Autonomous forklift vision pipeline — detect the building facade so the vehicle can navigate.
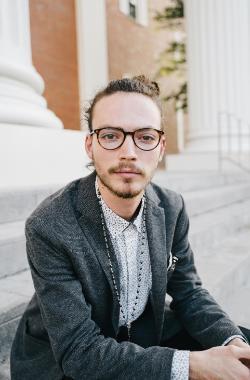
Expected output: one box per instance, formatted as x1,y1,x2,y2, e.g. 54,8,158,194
1,0,250,189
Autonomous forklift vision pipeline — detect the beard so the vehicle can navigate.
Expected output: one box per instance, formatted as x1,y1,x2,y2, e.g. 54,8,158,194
98,175,142,199
94,161,150,199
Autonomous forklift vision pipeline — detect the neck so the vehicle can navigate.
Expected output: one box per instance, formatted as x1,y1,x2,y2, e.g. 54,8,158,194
97,178,144,221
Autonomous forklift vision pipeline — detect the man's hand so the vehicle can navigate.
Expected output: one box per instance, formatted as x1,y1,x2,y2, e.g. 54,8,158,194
227,338,250,370
227,337,249,349
189,344,250,380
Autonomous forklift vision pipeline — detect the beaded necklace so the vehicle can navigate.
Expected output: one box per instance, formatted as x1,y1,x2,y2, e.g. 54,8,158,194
96,188,147,341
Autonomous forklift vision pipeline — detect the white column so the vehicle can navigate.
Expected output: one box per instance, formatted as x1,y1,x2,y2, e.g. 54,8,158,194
75,0,108,128
0,0,63,129
185,0,250,152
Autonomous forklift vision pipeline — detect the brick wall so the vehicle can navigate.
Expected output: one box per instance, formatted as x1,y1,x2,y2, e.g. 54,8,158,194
106,0,184,153
29,0,80,130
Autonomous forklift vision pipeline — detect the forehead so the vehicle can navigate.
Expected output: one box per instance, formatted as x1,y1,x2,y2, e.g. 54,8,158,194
92,92,161,130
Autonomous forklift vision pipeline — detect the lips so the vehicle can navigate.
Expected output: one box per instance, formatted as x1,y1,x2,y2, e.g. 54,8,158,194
113,168,142,176
114,169,140,174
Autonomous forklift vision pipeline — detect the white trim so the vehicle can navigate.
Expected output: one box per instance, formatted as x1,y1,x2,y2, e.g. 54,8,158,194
75,0,108,129
119,0,129,15
137,0,148,26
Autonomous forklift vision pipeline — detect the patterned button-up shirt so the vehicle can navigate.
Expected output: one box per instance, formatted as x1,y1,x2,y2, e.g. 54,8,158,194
95,178,189,379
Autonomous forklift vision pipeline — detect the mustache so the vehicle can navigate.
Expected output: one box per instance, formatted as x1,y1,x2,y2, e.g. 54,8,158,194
108,163,144,175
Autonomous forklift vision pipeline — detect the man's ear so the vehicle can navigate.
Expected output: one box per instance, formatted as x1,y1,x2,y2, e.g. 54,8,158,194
85,134,93,160
159,135,166,162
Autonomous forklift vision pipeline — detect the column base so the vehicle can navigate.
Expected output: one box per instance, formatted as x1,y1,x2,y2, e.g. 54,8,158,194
0,103,63,129
0,62,63,129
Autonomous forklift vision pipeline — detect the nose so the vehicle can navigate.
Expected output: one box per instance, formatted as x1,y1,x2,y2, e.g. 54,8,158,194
118,134,138,160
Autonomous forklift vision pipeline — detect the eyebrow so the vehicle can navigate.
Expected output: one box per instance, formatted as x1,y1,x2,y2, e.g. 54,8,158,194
96,125,157,130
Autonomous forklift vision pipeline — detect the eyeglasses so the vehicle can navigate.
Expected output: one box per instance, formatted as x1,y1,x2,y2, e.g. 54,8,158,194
90,127,164,151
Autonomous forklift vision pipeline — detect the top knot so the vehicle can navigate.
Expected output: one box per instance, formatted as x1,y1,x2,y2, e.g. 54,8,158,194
132,75,160,96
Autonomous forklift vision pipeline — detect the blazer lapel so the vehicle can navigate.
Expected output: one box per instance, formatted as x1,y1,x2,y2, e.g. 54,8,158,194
145,185,168,341
76,172,120,332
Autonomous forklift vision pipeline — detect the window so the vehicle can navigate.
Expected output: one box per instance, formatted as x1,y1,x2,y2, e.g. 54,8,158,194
129,0,137,19
118,0,148,26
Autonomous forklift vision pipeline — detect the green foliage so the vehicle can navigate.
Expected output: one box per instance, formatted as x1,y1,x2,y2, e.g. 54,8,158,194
158,42,186,75
164,83,187,110
155,0,187,111
155,0,184,28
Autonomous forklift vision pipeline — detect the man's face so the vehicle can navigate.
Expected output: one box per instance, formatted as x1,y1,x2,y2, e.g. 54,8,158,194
85,92,166,199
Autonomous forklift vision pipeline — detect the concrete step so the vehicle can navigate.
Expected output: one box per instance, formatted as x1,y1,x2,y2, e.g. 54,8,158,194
184,182,250,217
0,271,34,368
0,359,10,380
165,153,250,172
154,169,250,193
0,221,27,279
196,228,250,294
221,286,250,328
195,228,250,328
189,198,250,255
0,185,60,224
165,153,221,171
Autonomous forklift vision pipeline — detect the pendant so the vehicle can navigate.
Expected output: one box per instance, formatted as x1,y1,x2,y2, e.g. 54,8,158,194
117,324,131,342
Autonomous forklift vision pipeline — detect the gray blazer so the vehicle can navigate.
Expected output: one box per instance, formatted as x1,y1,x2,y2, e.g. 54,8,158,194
11,172,245,380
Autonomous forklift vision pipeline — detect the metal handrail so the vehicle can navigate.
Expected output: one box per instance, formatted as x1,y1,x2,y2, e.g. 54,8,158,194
218,111,250,173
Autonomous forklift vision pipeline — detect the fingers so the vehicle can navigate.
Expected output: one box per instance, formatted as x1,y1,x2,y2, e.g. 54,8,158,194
228,338,249,349
228,345,250,360
189,346,250,380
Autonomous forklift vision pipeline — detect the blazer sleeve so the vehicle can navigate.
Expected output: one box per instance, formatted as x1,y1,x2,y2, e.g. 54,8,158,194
166,195,248,348
25,221,175,380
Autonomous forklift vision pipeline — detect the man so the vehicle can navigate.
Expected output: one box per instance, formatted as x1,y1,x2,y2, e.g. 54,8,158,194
11,76,250,379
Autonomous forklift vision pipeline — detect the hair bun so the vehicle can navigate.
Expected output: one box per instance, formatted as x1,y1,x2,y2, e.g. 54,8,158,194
132,75,160,96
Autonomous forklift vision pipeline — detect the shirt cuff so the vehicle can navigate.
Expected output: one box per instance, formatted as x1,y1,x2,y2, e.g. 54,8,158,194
222,335,249,346
171,350,190,380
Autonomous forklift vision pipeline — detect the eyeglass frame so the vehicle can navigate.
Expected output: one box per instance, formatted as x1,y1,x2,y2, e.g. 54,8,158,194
89,127,164,151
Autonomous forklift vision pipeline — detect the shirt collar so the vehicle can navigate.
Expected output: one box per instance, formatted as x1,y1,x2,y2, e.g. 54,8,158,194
95,176,144,238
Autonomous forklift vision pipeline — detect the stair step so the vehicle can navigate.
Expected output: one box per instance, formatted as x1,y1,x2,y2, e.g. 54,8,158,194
154,170,250,192
220,286,250,328
195,227,250,326
0,271,33,322
0,221,25,243
189,198,250,255
0,271,34,365
196,228,250,290
0,359,10,380
0,222,27,279
184,182,250,216
164,153,250,172
0,185,60,224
